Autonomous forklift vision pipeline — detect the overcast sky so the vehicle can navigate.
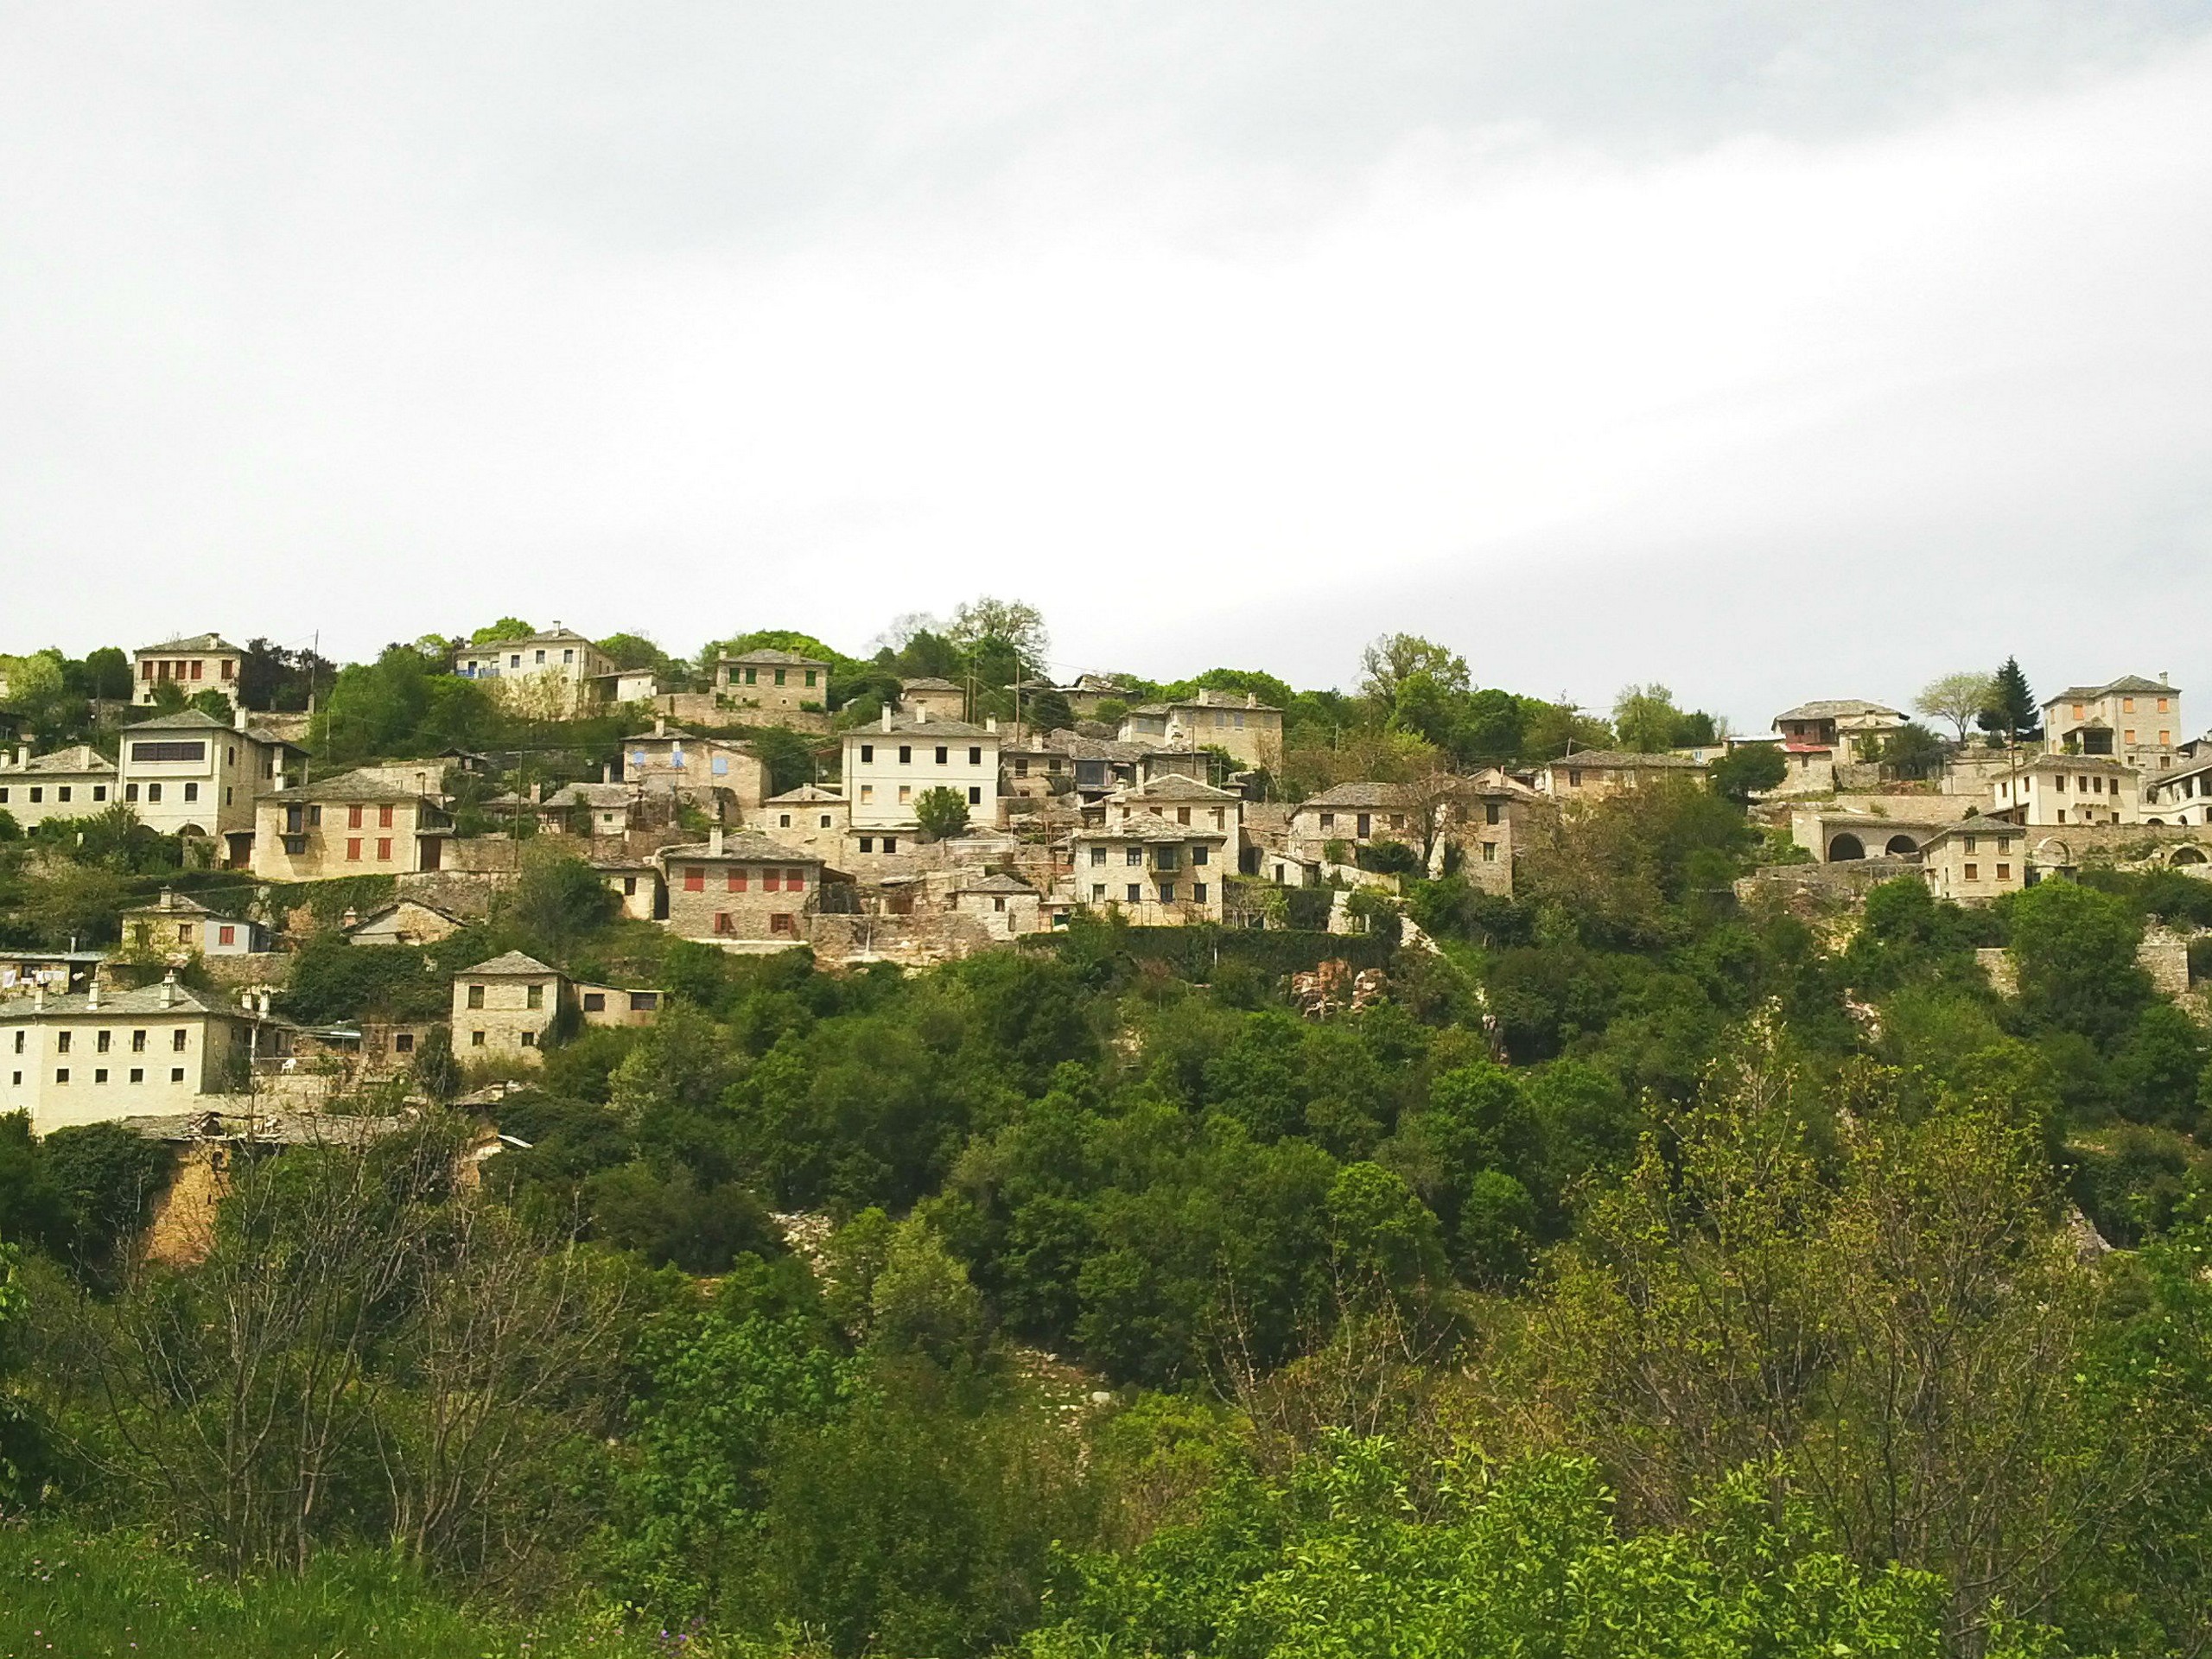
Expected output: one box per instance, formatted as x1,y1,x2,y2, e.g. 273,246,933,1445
4,2,2209,729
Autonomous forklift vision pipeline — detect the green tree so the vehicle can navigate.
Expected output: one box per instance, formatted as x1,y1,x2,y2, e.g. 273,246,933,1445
411,1023,462,1102
1359,632,1469,702
1916,670,1997,742
1979,656,2041,743
1878,720,1948,779
2005,878,2150,1046
498,849,620,965
913,785,970,842
1611,683,1686,753
1709,742,1787,802
944,596,1049,674
869,1218,985,1364
467,618,535,644
79,646,134,702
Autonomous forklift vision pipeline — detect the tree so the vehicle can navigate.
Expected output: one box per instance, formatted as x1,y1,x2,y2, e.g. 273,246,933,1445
1709,743,1787,803
499,849,620,965
1611,683,1685,753
1,651,74,735
79,647,133,702
1878,721,1948,779
1917,671,1997,742
944,597,1049,673
412,1023,462,1102
468,618,535,644
1978,657,2041,743
869,1218,985,1363
913,786,970,842
2005,878,2151,1046
1358,633,1468,702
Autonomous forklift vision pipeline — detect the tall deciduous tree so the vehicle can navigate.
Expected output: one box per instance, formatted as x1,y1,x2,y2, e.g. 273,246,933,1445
1916,671,1997,741
1358,633,1469,702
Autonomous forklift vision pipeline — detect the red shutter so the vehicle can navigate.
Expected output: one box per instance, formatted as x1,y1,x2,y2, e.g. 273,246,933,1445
762,869,780,892
378,804,394,828
348,804,364,830
346,838,362,861
683,867,704,892
376,838,391,861
786,868,805,891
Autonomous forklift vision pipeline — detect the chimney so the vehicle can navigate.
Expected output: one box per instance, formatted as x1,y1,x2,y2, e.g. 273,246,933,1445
10,746,23,768
880,706,893,732
234,703,249,732
709,824,725,856
531,781,543,804
159,971,179,1009
257,990,270,1017
341,906,359,929
32,985,43,1013
159,887,175,911
654,715,667,737
86,981,99,1013
601,761,612,784
1247,693,1258,709
985,716,997,734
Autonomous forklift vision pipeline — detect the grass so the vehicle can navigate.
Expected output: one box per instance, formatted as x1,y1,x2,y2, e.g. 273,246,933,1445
0,1525,732,1659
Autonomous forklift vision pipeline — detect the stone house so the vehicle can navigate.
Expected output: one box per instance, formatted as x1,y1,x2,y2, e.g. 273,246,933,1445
133,633,245,707
2043,675,2182,772
1,974,258,1132
0,950,102,1000
1532,749,1707,799
453,626,615,717
897,677,967,721
1990,755,2140,827
949,872,1045,939
1288,783,1421,865
659,828,829,946
1065,816,1229,925
539,781,641,838
760,785,849,856
1001,730,1160,803
118,709,306,861
594,861,663,920
453,951,566,1065
1063,675,1134,718
595,668,662,703
575,982,664,1028
1119,690,1283,773
1103,772,1244,849
122,889,270,957
0,744,118,829
1771,699,1908,779
842,710,1001,832
344,899,466,945
251,770,454,879
622,718,769,809
717,649,831,718
1789,807,1952,862
2144,757,2212,826
1917,821,2025,905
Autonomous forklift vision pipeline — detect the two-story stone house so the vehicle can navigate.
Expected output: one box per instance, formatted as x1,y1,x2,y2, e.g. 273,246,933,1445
133,633,245,707
118,709,305,861
1990,754,2140,826
122,888,270,958
842,710,1001,832
659,827,827,945
453,626,615,716
453,952,567,1065
1,973,257,1132
2043,675,2183,772
251,770,454,879
760,785,849,856
1532,750,1707,800
622,718,769,808
1916,821,2025,904
1066,816,1229,925
0,745,118,829
1119,690,1284,774
718,649,831,717
896,677,967,721
1288,783,1421,865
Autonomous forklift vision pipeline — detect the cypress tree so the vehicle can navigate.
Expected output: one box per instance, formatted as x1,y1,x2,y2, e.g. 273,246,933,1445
1977,656,2041,741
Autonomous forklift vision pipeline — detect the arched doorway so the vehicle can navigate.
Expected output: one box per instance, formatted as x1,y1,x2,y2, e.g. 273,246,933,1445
2171,845,2208,867
1884,834,1918,855
1828,833,1866,861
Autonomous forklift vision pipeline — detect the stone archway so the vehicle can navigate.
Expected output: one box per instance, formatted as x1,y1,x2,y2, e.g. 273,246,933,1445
2171,844,2208,867
2034,837,2073,868
1884,834,1918,855
1827,832,1866,861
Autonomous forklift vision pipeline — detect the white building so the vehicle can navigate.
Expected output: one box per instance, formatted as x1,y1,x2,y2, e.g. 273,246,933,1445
452,626,615,716
0,745,118,829
0,974,258,1134
132,633,245,708
1991,755,2140,827
2144,757,2212,826
841,710,1001,832
118,709,305,861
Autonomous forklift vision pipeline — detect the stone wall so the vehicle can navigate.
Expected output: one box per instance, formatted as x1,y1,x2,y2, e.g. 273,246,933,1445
397,869,513,920
439,836,524,875
805,909,1000,967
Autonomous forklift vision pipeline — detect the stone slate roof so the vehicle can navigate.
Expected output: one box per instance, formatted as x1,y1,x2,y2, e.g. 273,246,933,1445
1116,773,1242,802
898,676,963,691
857,716,995,739
723,647,830,667
1298,781,1414,810
137,632,243,655
541,783,637,809
1548,750,1708,770
1080,817,1230,842
2046,675,2178,703
2,744,114,776
457,951,561,979
0,979,234,1020
952,872,1037,893
461,626,601,652
267,768,440,804
2015,753,2135,773
1773,699,1905,723
125,709,302,749
659,833,824,864
766,785,847,804
122,890,229,918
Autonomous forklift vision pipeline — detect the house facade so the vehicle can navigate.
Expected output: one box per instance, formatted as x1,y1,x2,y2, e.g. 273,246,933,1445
453,952,565,1065
1066,817,1228,925
133,634,245,707
950,873,1045,939
1288,783,1420,865
1771,700,1907,771
345,899,465,945
251,771,453,879
118,709,304,858
2043,675,2183,772
0,745,118,829
623,719,769,807
1119,690,1283,773
717,649,830,717
1532,750,1708,799
760,785,849,857
841,711,1001,831
896,677,967,721
1917,823,2025,904
1,976,257,1133
1990,755,2140,826
453,627,615,716
659,828,827,945
2144,758,2212,825
122,889,270,957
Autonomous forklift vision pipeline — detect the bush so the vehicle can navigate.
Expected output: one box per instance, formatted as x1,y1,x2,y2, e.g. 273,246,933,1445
914,786,971,842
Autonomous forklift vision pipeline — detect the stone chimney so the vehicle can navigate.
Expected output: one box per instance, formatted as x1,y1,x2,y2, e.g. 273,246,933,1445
985,716,997,734
531,781,543,804
10,746,23,769
86,981,99,1013
159,970,179,1009
880,706,893,732
234,703,250,732
709,824,725,856
32,985,43,1013
341,906,359,929
158,887,175,910
654,715,668,737
601,761,613,784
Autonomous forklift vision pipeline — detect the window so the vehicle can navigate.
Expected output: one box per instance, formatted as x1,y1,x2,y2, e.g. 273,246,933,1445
378,804,394,829
1965,863,1980,881
786,868,805,891
346,837,361,861
935,745,949,765
860,785,874,803
582,992,606,1012
525,983,543,1009
684,866,705,893
1090,846,1106,866
55,1032,70,1054
1962,836,1977,853
182,782,198,803
563,648,574,664
763,868,780,892
1177,807,1191,824
2162,730,2172,745
969,746,982,766
1192,845,1209,865
1092,883,1106,900
1157,882,1176,903
124,783,138,802
630,993,658,1012
2124,696,2137,713
1319,811,1335,830
993,895,1007,912
713,754,728,775
467,984,486,1009
805,670,817,687
55,1069,67,1084
1357,813,1372,836
897,785,912,804
1126,883,1141,903
1482,842,1498,861
1192,881,1207,903
882,836,897,853
1126,846,1142,866
819,814,832,829
623,875,639,895
472,1030,486,1046
899,745,912,764
859,836,874,853
172,1029,187,1052
394,1033,415,1053
129,741,206,763
968,786,982,804
1997,863,2012,880
93,785,106,803
2125,730,2137,746
713,912,734,935
94,1067,108,1084
97,1030,111,1053
131,1030,145,1052
56,786,69,804
1568,770,1583,787
860,744,874,764
376,838,391,861
129,1068,142,1084
1155,848,1179,869
745,666,759,684
519,1031,536,1047
146,784,162,804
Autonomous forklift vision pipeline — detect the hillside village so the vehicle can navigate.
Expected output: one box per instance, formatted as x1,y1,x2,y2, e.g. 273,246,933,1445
1,619,2207,1137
